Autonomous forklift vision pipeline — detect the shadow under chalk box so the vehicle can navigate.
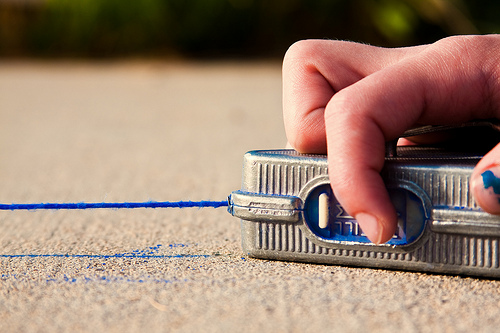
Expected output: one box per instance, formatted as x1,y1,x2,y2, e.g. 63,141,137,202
228,120,500,278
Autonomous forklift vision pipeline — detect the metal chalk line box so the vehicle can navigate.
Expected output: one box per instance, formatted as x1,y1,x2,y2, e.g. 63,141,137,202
229,144,500,278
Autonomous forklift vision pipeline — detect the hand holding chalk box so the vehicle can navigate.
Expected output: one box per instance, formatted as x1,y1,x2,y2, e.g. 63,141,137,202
228,121,500,278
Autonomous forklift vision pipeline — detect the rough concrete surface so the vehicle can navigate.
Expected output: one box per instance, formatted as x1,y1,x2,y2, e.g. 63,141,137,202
0,61,499,333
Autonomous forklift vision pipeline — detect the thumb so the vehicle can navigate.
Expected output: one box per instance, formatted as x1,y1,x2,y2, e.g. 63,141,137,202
472,143,500,214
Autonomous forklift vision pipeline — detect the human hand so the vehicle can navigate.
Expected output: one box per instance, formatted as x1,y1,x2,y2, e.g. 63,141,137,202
282,35,500,244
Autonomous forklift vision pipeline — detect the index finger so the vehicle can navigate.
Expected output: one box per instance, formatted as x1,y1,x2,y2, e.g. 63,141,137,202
326,35,500,243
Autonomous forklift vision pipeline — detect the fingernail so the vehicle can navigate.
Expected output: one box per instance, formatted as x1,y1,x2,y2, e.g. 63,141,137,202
355,212,384,245
472,168,500,214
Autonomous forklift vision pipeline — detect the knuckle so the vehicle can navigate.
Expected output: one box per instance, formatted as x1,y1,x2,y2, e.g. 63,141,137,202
433,35,500,62
283,39,340,71
324,89,357,125
284,40,323,62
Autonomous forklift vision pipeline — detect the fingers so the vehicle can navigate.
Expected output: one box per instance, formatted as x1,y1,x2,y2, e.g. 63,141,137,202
283,36,500,244
282,39,424,153
324,35,500,243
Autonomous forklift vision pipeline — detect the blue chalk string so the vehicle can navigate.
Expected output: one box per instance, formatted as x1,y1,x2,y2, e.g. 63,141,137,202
0,200,228,211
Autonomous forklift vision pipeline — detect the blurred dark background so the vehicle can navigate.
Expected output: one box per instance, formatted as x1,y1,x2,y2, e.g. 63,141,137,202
0,0,498,58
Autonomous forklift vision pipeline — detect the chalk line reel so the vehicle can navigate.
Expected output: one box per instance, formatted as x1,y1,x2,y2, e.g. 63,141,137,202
228,121,500,277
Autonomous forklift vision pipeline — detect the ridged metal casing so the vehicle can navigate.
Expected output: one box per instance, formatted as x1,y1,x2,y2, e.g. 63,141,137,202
237,149,500,277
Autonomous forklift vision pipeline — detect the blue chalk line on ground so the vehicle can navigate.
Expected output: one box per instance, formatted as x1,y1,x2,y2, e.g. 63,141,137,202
0,253,210,259
0,200,228,211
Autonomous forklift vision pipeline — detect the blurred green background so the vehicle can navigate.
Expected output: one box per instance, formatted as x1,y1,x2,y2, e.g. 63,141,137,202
0,0,498,58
